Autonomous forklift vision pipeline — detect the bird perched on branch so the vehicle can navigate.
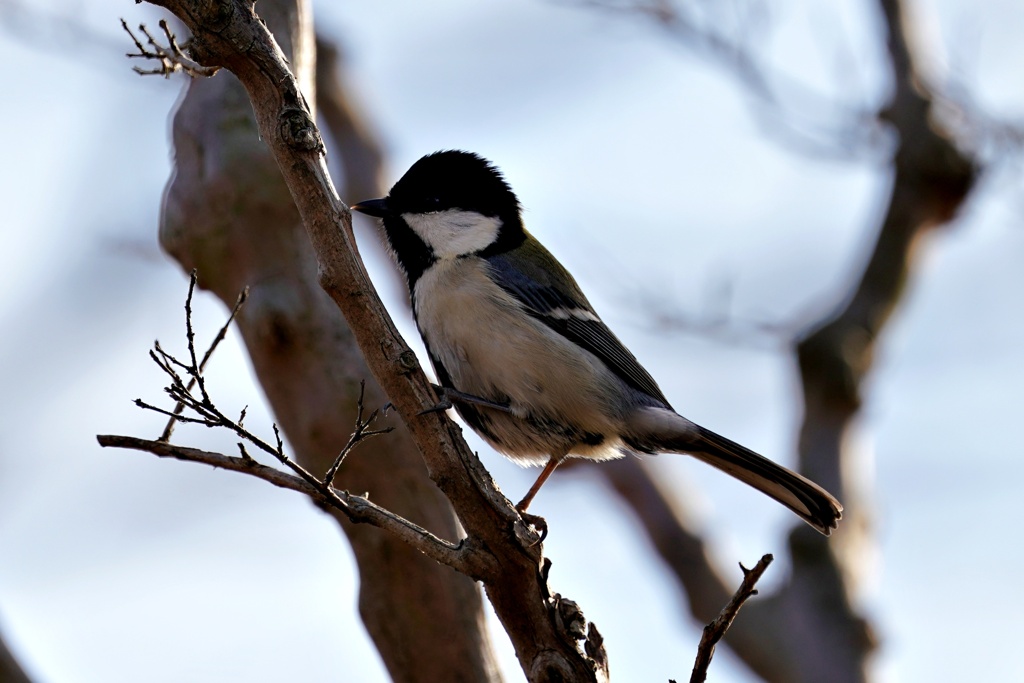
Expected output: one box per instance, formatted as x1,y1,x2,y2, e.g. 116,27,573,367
352,150,842,535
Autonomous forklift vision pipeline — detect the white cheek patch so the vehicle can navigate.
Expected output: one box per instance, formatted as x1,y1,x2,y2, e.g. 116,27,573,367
403,209,501,258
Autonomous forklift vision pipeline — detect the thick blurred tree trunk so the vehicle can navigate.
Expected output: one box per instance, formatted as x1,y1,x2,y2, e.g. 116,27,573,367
158,2,502,681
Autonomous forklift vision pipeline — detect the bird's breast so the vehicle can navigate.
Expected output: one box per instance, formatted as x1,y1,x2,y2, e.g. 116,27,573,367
412,257,629,461
413,258,533,397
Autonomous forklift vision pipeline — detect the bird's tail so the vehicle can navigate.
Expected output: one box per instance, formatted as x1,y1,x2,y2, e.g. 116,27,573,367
627,409,843,535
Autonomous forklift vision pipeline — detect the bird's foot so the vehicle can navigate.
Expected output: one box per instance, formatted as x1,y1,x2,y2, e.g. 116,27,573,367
516,508,548,545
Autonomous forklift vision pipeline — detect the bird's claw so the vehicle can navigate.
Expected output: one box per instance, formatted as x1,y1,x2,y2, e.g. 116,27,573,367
517,509,548,545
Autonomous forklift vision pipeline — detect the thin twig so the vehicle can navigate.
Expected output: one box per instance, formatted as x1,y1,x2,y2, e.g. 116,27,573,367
115,279,465,569
688,554,773,683
135,398,216,426
114,326,483,575
136,275,394,526
153,339,191,375
121,18,220,78
324,380,394,487
181,270,209,403
160,282,249,441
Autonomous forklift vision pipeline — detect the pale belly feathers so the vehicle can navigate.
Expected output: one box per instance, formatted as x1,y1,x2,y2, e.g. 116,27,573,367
413,257,630,464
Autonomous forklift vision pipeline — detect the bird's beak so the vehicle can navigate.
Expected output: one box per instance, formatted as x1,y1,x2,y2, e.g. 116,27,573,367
350,198,392,218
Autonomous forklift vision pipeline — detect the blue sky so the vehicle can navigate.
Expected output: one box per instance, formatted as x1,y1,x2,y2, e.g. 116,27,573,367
1,1,1022,681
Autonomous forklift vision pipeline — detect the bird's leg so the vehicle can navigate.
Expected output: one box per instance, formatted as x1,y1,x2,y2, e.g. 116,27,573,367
515,453,567,544
418,384,512,415
516,453,564,512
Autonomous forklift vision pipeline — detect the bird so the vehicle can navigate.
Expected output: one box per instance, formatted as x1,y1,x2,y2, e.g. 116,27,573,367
352,150,843,535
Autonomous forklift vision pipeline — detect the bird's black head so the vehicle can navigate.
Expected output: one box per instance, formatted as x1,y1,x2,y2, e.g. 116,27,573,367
390,150,522,219
352,151,526,287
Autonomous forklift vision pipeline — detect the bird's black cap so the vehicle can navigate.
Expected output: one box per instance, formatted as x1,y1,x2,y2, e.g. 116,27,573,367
352,150,521,220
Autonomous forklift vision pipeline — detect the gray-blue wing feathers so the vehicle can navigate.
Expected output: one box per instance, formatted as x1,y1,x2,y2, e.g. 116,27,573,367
484,239,670,407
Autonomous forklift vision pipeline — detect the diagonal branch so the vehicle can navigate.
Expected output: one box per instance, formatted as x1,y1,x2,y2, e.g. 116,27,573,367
689,554,773,683
121,3,609,679
143,3,505,680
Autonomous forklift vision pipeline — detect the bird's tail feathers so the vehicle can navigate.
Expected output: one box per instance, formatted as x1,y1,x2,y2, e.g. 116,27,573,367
627,409,843,535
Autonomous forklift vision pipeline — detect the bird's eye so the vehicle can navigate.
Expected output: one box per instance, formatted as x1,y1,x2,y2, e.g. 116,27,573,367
423,196,443,212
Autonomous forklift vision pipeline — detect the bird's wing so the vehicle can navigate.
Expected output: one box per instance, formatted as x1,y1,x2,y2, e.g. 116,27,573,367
484,237,670,407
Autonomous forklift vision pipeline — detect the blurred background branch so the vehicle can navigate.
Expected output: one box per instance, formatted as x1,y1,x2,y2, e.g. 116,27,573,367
573,0,886,159
594,0,977,680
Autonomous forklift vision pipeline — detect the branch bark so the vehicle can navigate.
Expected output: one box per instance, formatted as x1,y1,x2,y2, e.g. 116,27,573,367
689,554,773,683
142,0,607,680
314,34,386,208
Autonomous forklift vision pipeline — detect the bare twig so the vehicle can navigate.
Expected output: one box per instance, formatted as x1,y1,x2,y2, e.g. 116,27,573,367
688,554,773,683
122,18,219,78
160,272,249,441
180,270,209,403
131,276,393,520
135,398,213,425
324,380,393,487
150,341,187,387
106,278,470,572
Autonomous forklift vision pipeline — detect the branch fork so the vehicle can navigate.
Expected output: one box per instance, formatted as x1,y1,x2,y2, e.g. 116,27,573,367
122,18,219,78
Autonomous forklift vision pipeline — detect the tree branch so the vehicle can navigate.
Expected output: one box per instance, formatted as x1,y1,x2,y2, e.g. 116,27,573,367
323,380,393,487
160,276,247,441
689,554,773,683
145,2,505,679
124,1,608,679
314,34,386,209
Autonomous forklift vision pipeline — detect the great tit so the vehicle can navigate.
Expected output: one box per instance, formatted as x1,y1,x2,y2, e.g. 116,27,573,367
352,150,842,535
